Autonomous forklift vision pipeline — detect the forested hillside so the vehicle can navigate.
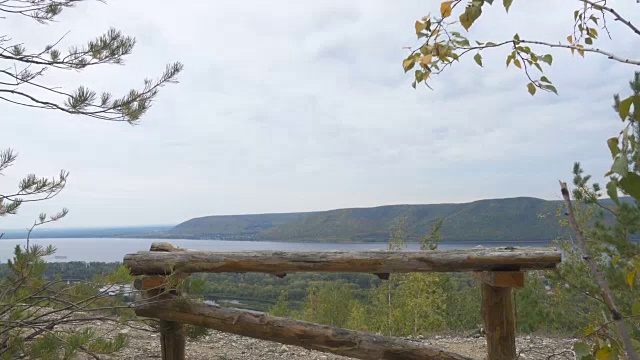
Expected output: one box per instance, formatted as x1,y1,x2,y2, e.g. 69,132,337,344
169,197,581,242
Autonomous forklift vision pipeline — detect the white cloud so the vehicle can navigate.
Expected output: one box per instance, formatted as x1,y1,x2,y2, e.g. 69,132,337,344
1,0,639,228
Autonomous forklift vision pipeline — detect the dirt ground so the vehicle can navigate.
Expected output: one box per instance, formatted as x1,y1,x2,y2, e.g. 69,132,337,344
78,320,577,360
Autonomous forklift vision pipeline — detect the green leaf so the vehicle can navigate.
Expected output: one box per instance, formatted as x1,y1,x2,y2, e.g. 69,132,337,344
514,58,522,69
607,137,620,157
618,97,633,120
585,37,593,45
619,172,640,200
612,255,621,266
542,84,558,95
606,180,620,205
611,156,629,177
574,342,591,360
540,54,553,65
459,5,482,31
527,82,536,96
503,0,513,12
627,268,637,288
513,33,520,42
632,300,640,315
506,54,513,67
540,76,551,83
474,53,483,67
457,38,471,47
533,62,543,72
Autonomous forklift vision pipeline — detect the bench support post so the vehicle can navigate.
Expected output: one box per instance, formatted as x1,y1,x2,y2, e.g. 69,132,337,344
147,243,187,360
477,271,521,360
160,320,185,360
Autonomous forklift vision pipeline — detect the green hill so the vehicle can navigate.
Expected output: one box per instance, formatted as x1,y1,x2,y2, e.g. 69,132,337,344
169,197,583,242
168,213,314,239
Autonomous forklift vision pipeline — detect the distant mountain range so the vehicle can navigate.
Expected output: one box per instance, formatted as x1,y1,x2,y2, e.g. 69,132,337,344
165,197,608,242
3,197,632,243
0,226,173,240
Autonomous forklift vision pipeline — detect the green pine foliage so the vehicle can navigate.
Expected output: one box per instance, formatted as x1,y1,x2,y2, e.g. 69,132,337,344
0,244,134,359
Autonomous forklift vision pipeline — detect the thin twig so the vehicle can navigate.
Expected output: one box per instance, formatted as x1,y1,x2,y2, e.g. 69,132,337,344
579,0,640,36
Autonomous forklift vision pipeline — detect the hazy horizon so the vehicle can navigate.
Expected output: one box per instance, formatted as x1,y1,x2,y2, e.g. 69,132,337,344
2,194,571,231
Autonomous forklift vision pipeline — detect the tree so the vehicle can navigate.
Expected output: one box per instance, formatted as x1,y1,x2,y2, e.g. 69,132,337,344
0,1,182,123
403,1,640,357
301,282,357,327
1,0,182,357
269,290,290,317
367,216,447,337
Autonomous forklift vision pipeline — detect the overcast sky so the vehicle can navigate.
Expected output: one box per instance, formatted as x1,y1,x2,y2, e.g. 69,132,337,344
1,0,639,229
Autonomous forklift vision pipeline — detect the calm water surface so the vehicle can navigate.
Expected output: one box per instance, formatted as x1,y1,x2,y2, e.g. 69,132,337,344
0,238,554,263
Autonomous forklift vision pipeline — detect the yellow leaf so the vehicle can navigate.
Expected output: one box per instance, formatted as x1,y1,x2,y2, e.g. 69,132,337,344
514,58,522,69
420,45,433,55
595,346,612,360
415,21,426,34
567,35,573,44
627,268,637,288
440,1,453,18
420,54,433,66
459,12,472,30
578,49,585,57
403,58,416,72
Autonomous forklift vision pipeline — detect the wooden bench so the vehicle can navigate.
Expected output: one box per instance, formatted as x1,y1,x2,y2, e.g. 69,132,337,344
123,242,561,360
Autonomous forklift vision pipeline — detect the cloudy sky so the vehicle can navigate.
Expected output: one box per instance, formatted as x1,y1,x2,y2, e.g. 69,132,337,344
1,0,639,228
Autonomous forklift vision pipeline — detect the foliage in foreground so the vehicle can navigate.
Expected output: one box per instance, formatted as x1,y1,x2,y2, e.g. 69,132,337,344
0,244,135,359
1,0,182,357
403,0,640,357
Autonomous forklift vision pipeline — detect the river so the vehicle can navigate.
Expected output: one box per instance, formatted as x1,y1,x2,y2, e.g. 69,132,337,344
0,237,555,263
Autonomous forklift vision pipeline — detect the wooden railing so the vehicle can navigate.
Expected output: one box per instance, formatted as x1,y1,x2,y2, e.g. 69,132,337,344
123,242,561,360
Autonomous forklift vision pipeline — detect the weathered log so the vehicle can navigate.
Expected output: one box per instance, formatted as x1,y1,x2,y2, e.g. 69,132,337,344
123,246,561,276
481,281,516,360
135,298,472,360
